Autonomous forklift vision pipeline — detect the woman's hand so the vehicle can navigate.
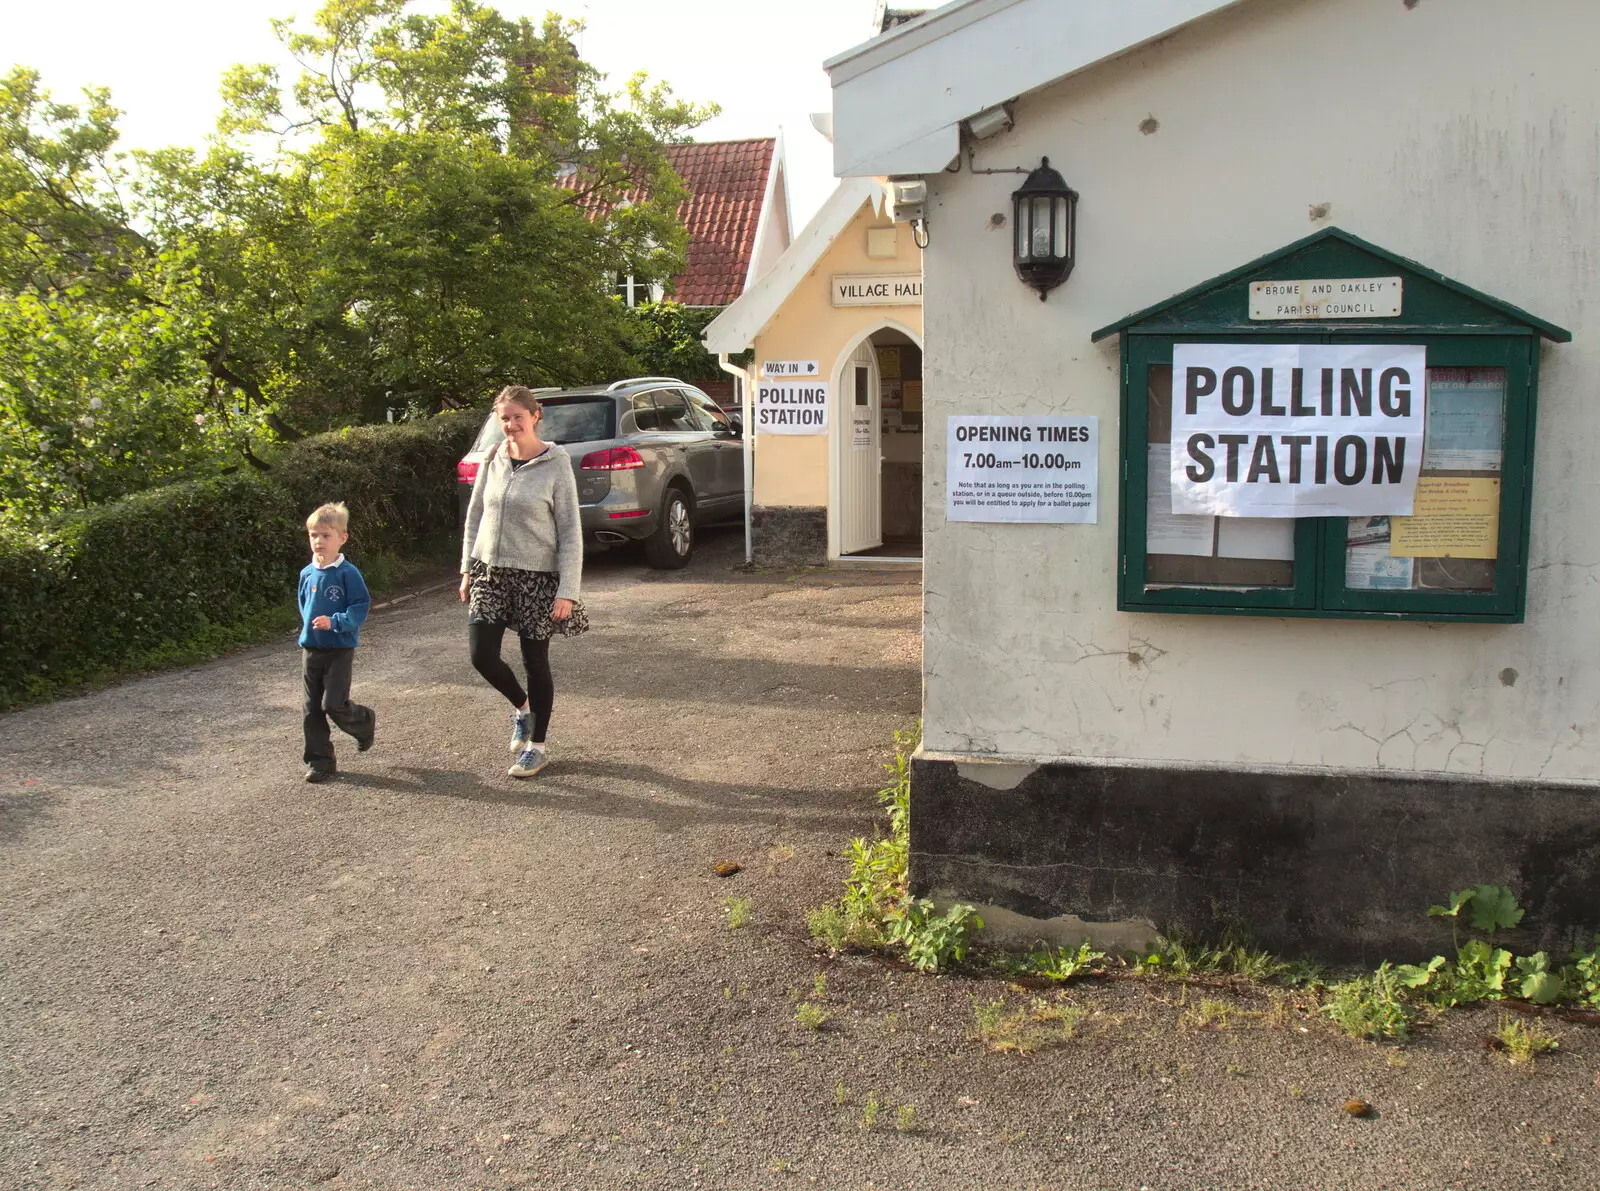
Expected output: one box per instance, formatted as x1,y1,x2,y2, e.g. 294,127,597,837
552,597,574,621
459,573,471,603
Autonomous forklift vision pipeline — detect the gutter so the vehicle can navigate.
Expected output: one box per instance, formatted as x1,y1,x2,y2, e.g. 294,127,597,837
718,353,756,565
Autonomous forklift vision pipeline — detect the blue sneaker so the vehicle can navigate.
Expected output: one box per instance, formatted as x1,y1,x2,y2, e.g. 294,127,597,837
509,709,532,753
509,744,550,779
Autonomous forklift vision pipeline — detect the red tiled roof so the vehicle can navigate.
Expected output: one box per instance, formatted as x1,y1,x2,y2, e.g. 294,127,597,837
668,139,775,307
559,138,776,308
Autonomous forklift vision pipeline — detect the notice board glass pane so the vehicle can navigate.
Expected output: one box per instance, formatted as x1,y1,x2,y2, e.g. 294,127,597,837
1144,364,1295,588
1341,367,1505,595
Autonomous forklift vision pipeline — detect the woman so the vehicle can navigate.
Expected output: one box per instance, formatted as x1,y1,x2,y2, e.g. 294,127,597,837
460,385,589,777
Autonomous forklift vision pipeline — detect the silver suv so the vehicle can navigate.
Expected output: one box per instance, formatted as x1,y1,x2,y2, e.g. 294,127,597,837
456,377,744,569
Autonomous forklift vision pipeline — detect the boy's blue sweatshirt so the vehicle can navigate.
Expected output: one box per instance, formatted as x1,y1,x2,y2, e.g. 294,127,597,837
298,557,370,649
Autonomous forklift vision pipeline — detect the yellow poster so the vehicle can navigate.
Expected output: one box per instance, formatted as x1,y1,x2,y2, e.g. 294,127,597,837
903,380,923,412
876,346,901,379
1390,477,1500,559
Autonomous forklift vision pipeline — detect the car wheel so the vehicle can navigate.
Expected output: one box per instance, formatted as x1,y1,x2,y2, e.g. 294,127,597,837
644,488,693,569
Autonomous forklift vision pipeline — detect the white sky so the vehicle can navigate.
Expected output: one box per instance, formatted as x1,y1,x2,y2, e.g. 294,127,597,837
2,0,880,231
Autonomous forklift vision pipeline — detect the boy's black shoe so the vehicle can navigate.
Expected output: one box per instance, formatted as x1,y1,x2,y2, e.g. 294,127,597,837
304,766,336,784
357,710,376,752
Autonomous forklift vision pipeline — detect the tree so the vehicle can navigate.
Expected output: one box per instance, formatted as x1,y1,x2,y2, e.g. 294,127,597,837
0,68,140,300
0,251,263,520
624,301,722,385
0,2,718,523
192,0,717,425
0,71,263,522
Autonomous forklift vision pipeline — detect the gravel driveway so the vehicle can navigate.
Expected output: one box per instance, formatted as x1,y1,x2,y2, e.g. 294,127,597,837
2,528,1596,1191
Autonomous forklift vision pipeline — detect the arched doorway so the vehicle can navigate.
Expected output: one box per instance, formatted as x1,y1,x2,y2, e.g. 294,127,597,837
830,322,924,559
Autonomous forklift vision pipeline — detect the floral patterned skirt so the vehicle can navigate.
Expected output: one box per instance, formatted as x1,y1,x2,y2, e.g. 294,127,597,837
467,562,590,640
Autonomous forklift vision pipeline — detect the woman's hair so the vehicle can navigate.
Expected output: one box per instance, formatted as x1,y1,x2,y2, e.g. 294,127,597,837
493,385,543,418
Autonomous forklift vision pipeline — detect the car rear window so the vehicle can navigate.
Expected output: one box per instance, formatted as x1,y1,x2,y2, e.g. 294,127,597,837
541,399,615,443
470,398,616,451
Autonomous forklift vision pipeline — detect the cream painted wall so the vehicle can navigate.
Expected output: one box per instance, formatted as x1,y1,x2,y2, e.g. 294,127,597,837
921,0,1600,782
752,200,923,508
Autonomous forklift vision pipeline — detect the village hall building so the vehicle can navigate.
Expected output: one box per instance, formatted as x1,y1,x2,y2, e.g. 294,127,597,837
704,175,925,565
826,0,1599,959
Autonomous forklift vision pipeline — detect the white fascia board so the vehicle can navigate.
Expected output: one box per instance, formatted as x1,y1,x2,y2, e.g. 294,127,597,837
779,145,794,242
827,0,1249,178
743,132,786,293
703,175,881,355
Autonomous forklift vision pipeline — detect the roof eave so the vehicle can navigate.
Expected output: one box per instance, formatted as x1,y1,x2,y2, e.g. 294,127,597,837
703,176,883,355
1090,226,1573,343
827,0,1248,179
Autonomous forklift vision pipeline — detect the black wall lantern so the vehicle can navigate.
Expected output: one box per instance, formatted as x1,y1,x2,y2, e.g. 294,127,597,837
1012,157,1078,301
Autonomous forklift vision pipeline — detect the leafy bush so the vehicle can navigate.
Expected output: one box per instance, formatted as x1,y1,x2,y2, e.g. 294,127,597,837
624,302,723,384
270,412,480,559
0,411,480,708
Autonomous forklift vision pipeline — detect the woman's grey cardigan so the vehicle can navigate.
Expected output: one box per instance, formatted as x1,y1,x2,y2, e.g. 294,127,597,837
460,442,584,602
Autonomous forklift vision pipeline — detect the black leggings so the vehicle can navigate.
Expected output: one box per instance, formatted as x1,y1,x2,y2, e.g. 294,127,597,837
468,622,554,742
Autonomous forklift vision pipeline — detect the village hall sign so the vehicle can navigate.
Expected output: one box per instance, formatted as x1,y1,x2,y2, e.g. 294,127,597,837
831,272,924,307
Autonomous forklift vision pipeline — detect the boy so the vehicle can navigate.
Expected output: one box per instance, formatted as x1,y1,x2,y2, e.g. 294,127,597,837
298,502,376,782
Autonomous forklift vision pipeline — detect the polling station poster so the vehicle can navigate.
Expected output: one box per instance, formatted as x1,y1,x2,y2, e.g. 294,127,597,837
755,380,828,434
946,416,1098,523
1170,343,1426,518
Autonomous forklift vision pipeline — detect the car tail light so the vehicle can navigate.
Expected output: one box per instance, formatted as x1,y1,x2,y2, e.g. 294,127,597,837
607,509,650,519
580,447,645,471
456,460,479,483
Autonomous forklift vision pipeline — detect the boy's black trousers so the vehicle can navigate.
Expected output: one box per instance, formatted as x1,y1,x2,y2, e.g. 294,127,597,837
302,647,374,771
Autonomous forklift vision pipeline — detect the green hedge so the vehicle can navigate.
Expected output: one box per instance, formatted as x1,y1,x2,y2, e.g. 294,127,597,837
272,414,482,557
0,410,481,708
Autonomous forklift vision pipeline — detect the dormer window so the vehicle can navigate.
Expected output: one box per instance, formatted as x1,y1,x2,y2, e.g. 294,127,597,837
614,273,665,308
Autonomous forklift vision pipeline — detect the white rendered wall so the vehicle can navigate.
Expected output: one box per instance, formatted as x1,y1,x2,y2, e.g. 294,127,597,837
921,0,1600,781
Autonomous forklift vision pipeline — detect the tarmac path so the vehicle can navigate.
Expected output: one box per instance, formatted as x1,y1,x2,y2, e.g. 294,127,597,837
2,528,1596,1190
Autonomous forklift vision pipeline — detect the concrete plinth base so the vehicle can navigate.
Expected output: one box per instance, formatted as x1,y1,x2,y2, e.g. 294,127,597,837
910,752,1600,965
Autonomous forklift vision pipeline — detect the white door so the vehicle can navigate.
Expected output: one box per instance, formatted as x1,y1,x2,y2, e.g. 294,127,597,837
838,339,882,554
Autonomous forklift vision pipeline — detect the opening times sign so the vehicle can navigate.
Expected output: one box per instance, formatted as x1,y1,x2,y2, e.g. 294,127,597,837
946,416,1098,523
1171,343,1426,518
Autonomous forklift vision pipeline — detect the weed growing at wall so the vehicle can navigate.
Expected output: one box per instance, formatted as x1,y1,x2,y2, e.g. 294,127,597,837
1394,885,1587,1008
1490,1013,1560,1065
1025,941,1108,983
807,725,984,972
1137,934,1320,985
1321,963,1417,1041
807,739,1600,1042
1571,939,1600,1009
1317,885,1600,1041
